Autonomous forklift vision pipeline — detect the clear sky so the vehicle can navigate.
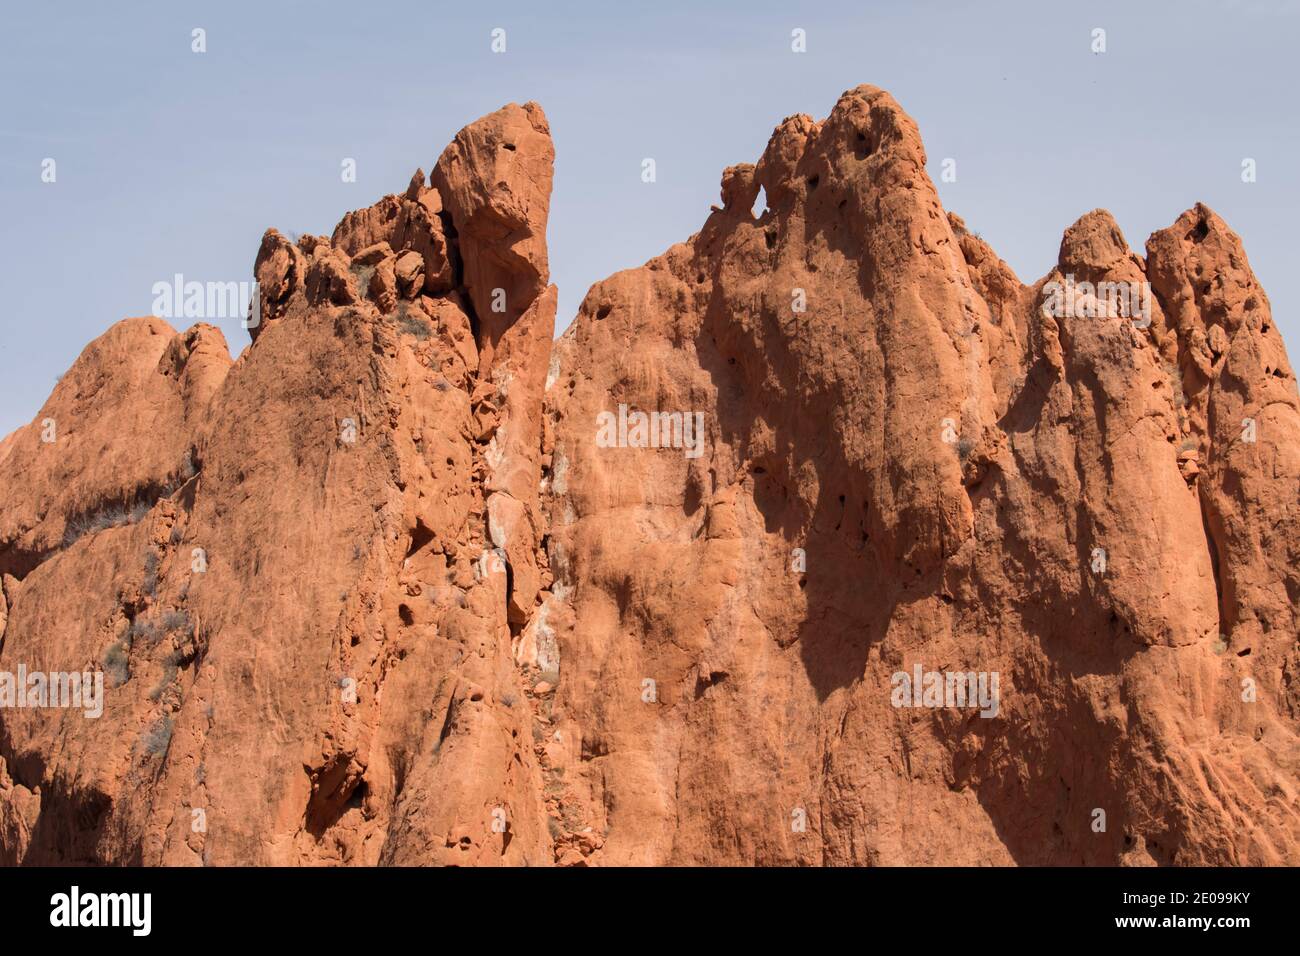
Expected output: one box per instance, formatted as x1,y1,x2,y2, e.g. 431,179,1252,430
2,0,1297,438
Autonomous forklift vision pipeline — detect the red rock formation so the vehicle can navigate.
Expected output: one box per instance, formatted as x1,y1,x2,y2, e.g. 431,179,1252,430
1,87,1296,865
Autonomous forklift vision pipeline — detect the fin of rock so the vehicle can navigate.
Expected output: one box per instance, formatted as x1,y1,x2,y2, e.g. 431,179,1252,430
0,102,558,865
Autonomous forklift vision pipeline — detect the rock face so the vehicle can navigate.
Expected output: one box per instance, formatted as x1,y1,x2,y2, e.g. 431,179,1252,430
1,87,1296,866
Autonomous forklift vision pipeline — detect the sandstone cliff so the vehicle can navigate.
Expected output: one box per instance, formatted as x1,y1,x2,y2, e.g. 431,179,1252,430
1,87,1296,865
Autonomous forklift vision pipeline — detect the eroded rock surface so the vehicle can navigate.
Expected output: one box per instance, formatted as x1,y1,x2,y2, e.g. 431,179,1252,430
1,87,1296,866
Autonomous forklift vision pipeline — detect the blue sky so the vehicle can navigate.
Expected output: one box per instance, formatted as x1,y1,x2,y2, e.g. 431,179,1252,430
2,0,1297,437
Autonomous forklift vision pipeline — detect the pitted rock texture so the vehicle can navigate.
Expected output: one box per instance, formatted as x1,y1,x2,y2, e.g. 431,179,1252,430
1,87,1296,866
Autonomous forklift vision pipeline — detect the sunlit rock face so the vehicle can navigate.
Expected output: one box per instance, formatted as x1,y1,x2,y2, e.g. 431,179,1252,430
1,88,1295,866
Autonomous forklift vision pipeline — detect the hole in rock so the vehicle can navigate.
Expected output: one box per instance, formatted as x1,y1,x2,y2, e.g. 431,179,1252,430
346,781,368,810
595,304,612,320
406,519,436,558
